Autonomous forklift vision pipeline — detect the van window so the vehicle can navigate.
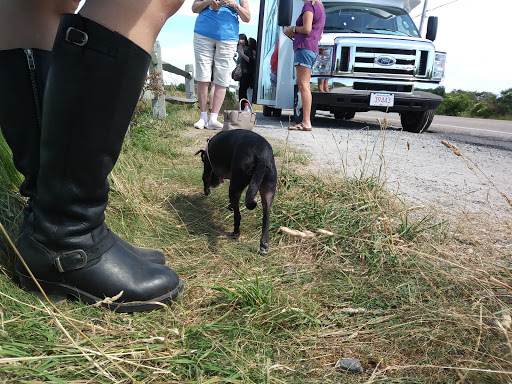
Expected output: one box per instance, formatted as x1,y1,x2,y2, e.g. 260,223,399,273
323,2,420,38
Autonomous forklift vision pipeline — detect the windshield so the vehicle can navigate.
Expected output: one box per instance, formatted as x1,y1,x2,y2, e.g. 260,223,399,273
323,2,420,37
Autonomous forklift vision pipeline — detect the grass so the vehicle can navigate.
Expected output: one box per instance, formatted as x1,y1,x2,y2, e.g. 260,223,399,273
0,98,511,383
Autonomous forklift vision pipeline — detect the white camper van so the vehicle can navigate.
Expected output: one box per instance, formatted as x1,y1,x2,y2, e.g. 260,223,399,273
254,0,447,132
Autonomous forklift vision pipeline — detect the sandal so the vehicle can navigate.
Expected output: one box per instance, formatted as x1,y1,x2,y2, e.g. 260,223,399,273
288,123,312,131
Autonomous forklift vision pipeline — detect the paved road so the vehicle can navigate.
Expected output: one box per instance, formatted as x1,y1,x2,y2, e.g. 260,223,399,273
254,110,512,222
353,111,512,151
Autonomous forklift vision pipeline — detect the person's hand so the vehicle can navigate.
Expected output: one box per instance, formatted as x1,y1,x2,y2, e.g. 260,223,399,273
209,0,221,11
219,0,239,10
283,26,295,39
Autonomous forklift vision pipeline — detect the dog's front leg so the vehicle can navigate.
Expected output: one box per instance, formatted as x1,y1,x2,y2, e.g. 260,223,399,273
229,186,242,238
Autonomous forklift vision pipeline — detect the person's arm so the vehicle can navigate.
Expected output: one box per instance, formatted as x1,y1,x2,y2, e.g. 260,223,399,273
192,0,220,13
296,11,313,34
219,0,251,23
238,45,250,63
283,6,314,38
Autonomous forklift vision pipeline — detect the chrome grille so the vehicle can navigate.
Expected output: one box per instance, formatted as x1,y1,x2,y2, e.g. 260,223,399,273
333,38,435,81
353,46,416,77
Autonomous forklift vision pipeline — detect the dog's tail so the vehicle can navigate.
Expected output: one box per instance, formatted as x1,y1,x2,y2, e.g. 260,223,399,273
245,159,266,210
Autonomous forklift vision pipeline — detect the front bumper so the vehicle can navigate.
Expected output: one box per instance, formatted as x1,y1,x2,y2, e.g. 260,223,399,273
311,77,444,113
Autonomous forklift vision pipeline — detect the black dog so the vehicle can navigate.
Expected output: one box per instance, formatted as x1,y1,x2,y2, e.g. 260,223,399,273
196,130,277,254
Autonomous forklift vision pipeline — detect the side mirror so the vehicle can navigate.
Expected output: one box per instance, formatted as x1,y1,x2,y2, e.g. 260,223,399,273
426,16,438,42
278,0,293,26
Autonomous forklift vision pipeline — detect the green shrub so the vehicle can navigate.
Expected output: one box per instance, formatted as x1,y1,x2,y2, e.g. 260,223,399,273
436,92,472,116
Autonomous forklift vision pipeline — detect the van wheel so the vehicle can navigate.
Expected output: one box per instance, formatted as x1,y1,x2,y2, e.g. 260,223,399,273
294,85,303,124
400,110,435,133
273,108,282,117
309,105,316,123
263,105,272,117
334,112,344,120
344,111,355,120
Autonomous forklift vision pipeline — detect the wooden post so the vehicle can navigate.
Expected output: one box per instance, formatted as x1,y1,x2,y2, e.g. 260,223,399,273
185,64,195,100
150,41,166,119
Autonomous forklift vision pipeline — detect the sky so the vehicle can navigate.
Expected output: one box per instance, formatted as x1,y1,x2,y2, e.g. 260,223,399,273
78,0,512,95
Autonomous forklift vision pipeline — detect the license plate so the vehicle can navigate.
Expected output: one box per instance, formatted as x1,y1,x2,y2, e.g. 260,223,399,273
370,93,394,107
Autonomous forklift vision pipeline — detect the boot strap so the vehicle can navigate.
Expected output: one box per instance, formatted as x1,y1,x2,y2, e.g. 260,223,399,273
65,27,88,47
54,232,117,273
62,15,120,57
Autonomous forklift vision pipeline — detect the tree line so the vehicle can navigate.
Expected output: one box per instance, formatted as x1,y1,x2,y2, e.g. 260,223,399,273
436,88,512,120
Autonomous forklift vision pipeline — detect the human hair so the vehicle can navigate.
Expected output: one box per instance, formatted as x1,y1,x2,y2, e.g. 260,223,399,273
248,38,257,50
310,0,324,7
239,34,248,46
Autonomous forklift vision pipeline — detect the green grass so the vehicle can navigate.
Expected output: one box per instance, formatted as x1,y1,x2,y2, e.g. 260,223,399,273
0,99,511,383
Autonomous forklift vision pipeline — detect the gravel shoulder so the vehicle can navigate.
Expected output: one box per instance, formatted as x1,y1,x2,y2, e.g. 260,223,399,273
253,111,512,231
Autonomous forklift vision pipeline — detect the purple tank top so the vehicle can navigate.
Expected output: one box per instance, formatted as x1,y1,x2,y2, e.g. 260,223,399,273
293,1,326,53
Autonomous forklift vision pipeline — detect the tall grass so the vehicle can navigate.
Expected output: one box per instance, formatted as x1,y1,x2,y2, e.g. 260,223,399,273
0,132,24,269
0,100,510,383
0,132,22,193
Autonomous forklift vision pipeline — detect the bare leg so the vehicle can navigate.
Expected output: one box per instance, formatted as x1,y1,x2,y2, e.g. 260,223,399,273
79,0,184,53
0,0,184,53
296,65,312,128
0,0,80,50
210,83,227,115
319,78,329,93
209,82,216,111
198,81,210,113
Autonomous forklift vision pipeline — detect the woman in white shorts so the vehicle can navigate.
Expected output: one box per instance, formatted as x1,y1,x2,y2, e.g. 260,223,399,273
192,0,251,129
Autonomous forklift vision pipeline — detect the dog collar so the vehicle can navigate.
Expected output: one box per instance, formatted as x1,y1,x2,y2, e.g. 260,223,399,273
205,137,224,184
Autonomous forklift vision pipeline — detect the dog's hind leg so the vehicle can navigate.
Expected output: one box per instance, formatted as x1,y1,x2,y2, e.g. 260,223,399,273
229,185,243,238
259,186,276,254
245,160,266,210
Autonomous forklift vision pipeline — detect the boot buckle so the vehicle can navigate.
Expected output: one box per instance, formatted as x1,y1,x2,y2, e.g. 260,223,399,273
54,250,88,273
65,27,89,47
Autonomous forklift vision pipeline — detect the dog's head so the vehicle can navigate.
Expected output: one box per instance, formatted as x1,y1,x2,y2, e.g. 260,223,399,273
195,149,221,196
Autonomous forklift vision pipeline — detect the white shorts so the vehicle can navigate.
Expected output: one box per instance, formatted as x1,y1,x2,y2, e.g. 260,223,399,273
194,33,238,88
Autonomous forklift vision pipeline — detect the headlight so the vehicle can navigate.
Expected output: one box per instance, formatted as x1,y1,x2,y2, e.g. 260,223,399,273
313,46,333,76
432,52,447,81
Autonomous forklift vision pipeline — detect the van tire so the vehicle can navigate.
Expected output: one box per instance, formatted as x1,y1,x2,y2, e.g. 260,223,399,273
345,111,355,120
263,105,272,117
294,85,303,124
273,108,282,117
400,110,435,133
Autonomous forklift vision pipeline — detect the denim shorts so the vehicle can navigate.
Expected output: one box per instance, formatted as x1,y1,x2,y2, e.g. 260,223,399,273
294,48,318,70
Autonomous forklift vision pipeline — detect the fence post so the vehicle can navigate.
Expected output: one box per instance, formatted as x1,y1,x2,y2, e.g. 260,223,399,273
185,64,195,100
150,41,166,119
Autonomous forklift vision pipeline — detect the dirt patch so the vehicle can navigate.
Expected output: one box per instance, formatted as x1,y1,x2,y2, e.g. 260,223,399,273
254,111,512,254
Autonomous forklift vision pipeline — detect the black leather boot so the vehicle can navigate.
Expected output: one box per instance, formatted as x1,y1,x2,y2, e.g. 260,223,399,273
0,48,49,228
15,14,183,312
0,48,166,265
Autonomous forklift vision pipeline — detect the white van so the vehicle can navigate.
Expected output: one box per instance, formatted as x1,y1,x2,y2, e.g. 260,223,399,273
253,0,447,132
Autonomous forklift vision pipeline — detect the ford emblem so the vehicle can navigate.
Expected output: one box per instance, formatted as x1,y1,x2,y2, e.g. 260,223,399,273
375,56,396,66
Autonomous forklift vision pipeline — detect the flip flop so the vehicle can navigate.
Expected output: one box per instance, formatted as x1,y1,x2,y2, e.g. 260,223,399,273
288,123,312,131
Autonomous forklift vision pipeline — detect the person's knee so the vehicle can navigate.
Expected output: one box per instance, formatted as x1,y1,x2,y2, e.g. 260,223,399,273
297,80,310,93
156,0,186,19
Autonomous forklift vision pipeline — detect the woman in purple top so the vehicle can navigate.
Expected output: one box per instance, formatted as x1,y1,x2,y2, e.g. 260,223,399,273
284,0,326,131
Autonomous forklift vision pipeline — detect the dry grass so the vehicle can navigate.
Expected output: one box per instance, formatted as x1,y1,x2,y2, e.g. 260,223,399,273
0,99,511,383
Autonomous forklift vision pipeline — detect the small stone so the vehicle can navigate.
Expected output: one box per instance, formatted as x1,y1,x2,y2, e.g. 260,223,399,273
335,358,363,374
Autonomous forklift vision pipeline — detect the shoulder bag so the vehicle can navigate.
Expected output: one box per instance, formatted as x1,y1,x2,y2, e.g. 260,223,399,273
222,98,256,131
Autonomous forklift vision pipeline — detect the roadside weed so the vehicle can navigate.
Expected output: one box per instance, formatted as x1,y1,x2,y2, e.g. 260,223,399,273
0,98,510,383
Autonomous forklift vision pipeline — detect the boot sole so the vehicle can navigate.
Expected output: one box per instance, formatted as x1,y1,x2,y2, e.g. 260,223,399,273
16,271,184,313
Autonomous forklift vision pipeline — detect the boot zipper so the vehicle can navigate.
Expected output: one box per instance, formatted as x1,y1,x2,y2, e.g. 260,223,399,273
24,49,43,129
